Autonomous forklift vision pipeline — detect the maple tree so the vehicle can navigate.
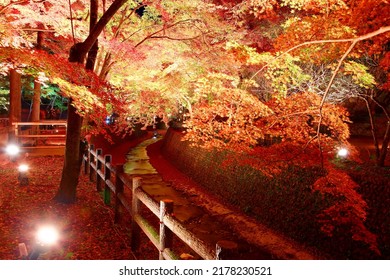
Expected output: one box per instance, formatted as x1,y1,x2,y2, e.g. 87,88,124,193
1,0,389,256
1,0,121,203
268,0,390,167
56,0,130,203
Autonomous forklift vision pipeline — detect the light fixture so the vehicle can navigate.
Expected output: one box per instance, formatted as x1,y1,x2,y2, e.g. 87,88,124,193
36,226,59,246
21,225,60,259
18,164,29,172
6,144,20,156
337,148,348,157
18,164,29,186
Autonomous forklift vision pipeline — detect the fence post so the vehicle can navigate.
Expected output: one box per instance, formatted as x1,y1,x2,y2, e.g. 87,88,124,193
159,199,174,260
88,144,95,182
114,164,124,223
96,148,103,191
216,240,238,260
103,154,112,205
131,177,142,252
83,147,89,175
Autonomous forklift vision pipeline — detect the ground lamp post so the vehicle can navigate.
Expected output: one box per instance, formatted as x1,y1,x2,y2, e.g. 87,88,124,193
18,164,29,186
5,143,20,161
19,225,60,260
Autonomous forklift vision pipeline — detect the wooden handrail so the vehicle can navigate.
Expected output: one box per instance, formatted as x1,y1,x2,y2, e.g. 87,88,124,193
11,121,67,147
82,145,236,260
12,121,67,126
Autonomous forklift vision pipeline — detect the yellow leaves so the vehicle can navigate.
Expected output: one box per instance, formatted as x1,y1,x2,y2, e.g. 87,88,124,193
280,0,348,13
256,52,311,99
343,61,376,89
232,0,278,22
281,16,302,30
225,41,271,65
52,78,103,114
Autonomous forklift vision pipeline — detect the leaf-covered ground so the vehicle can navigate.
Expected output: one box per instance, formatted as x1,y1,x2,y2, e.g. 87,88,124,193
0,154,135,260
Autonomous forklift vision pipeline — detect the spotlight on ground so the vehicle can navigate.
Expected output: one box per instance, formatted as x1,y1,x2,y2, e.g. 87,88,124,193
36,226,59,246
21,225,60,259
18,164,29,186
18,164,29,172
6,144,20,156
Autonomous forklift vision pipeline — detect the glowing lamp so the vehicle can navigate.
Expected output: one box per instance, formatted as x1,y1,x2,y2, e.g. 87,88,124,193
18,164,29,172
24,225,60,259
337,148,348,157
6,144,20,156
18,164,29,186
36,226,59,246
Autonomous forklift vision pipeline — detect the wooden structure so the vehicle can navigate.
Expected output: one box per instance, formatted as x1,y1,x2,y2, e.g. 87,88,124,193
83,144,237,260
11,121,66,147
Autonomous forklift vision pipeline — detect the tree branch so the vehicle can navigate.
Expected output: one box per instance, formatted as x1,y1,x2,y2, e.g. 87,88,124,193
77,0,129,60
316,27,390,152
134,19,203,48
249,26,390,160
250,26,390,81
0,1,29,14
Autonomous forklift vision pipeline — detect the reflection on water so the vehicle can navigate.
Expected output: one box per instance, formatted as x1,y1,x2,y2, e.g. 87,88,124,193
123,136,205,223
124,137,158,175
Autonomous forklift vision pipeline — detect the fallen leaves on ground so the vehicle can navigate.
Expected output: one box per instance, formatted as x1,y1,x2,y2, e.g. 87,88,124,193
0,154,133,260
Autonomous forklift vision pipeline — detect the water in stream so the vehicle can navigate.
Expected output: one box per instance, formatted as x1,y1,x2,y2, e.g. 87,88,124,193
123,136,274,259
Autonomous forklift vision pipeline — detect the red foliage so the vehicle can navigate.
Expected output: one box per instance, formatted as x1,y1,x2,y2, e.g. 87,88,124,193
221,140,380,255
314,166,380,255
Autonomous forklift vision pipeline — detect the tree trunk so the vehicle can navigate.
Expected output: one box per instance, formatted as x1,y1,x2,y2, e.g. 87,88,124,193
365,97,390,167
377,119,390,167
55,39,87,203
55,0,126,203
31,81,41,122
9,69,22,141
31,81,41,141
365,98,381,160
86,0,99,71
99,52,112,79
55,103,83,203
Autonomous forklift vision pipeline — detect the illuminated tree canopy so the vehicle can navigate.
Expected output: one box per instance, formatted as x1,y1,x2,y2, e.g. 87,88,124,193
1,0,389,255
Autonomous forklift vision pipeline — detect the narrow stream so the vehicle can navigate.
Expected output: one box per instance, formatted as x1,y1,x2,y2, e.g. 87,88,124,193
123,136,273,259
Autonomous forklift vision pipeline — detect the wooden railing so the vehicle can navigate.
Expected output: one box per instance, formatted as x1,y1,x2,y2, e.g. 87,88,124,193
12,121,67,146
82,144,237,260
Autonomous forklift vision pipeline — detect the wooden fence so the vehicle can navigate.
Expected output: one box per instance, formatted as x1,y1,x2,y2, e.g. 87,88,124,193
12,121,67,146
82,144,238,260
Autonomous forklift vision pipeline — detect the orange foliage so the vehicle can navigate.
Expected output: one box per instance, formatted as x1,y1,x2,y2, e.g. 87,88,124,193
183,81,274,150
259,92,351,151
